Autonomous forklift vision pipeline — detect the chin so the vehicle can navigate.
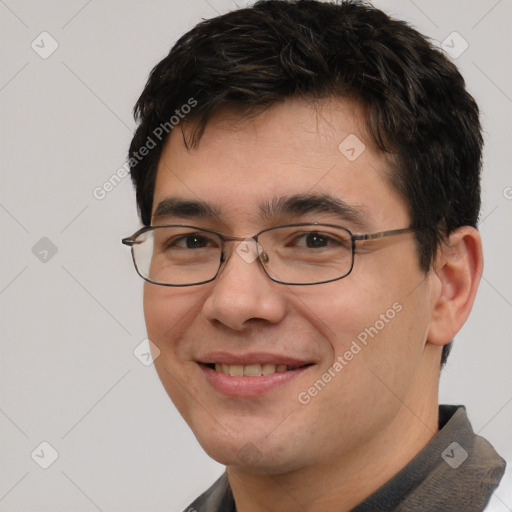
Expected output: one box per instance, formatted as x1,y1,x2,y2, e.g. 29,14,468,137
190,423,308,475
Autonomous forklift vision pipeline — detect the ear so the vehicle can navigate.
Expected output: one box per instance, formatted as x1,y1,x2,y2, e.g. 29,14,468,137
427,226,483,347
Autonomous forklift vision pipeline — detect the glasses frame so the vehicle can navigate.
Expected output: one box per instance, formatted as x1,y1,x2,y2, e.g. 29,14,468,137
122,223,420,287
121,222,423,287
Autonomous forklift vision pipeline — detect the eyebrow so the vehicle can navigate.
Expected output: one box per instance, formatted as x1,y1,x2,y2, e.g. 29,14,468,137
152,193,370,228
259,193,369,227
153,197,221,220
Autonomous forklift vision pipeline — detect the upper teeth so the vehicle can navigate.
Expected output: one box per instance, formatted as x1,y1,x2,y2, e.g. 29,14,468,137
214,363,292,376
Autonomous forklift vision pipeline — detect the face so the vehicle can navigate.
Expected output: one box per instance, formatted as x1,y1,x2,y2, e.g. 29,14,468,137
144,97,438,474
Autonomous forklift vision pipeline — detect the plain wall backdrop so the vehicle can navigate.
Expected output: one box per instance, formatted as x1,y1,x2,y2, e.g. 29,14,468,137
0,0,511,510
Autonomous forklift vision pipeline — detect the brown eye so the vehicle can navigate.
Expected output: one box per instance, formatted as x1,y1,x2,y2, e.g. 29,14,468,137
289,231,345,249
303,233,330,248
165,233,218,250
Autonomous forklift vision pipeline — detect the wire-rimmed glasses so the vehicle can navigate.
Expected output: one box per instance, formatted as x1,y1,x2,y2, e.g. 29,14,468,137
122,223,419,286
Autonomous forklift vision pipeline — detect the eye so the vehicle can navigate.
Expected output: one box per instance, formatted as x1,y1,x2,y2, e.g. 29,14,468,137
291,232,345,249
165,233,218,250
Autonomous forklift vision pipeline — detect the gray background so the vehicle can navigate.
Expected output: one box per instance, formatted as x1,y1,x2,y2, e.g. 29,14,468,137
0,0,511,510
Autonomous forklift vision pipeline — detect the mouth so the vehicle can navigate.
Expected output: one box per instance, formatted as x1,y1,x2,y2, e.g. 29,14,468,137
202,362,313,377
197,355,315,397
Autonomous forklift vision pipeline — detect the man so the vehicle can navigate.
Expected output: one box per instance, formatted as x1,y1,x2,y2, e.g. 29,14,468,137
122,1,506,510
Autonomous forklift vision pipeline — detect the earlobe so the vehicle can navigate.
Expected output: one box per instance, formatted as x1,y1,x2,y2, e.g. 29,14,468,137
427,226,483,347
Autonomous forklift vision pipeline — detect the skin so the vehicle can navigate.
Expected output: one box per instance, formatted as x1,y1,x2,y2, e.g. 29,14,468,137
143,96,483,511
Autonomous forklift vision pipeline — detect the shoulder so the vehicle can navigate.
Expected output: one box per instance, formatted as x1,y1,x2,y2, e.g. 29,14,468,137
484,463,511,511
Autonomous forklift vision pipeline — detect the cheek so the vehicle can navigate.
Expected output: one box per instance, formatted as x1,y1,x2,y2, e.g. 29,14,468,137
298,255,430,368
295,275,392,355
143,284,207,355
326,274,432,398
295,277,431,430
143,285,207,414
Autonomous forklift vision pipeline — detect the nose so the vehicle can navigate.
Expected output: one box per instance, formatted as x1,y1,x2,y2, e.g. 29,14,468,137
201,240,287,331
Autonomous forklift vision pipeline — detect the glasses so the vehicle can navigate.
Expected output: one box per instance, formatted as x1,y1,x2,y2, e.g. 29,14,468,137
122,223,419,286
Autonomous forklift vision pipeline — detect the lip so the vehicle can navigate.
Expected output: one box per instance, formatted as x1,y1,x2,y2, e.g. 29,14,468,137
197,351,313,366
199,363,313,397
196,351,315,397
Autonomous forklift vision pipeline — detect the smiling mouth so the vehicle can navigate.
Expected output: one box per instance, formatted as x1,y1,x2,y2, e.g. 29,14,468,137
203,362,313,377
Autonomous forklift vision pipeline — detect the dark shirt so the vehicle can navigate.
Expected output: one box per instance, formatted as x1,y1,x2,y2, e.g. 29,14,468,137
184,405,506,512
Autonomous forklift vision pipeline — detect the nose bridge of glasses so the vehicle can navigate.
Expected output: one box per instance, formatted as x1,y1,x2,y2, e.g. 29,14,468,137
219,233,266,266
221,233,257,244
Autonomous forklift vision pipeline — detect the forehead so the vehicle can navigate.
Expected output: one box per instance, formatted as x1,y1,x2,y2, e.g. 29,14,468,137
152,96,409,232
